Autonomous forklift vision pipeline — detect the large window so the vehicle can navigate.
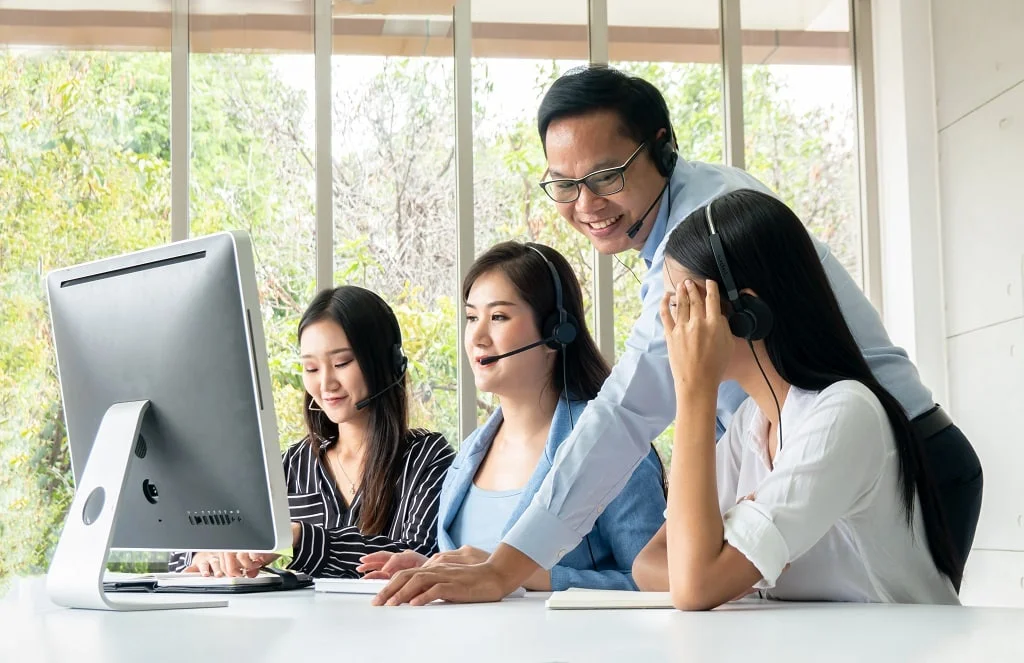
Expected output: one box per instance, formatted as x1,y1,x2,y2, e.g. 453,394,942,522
331,9,458,443
608,0,725,362
607,0,725,463
470,1,590,421
0,0,871,583
0,3,172,578
188,0,317,450
741,0,860,284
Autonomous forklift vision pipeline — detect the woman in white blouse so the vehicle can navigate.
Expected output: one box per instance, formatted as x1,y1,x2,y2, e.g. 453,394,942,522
632,189,962,610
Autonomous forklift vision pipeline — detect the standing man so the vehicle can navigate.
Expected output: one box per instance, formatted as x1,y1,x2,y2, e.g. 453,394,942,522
374,65,982,606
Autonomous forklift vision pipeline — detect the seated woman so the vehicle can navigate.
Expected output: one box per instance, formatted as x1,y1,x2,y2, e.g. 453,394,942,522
170,285,454,578
631,189,962,609
358,241,666,590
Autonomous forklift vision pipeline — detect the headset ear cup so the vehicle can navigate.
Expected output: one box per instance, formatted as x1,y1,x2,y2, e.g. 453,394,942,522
541,312,579,349
541,312,560,349
651,135,678,177
732,293,773,341
660,140,678,177
727,309,755,340
555,313,579,346
392,345,407,378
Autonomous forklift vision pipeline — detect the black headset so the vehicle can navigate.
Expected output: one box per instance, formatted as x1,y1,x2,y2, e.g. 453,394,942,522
704,201,774,341
525,243,579,350
630,78,678,178
623,79,678,240
650,130,678,178
527,243,602,566
355,300,408,410
385,303,408,379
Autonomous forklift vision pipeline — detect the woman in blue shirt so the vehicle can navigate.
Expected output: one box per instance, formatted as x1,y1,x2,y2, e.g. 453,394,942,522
359,241,666,591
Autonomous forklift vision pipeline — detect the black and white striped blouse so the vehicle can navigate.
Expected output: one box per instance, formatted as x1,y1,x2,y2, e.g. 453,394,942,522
169,428,454,577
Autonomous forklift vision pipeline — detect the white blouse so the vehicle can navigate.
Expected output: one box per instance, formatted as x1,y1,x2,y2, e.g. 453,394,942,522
718,380,959,605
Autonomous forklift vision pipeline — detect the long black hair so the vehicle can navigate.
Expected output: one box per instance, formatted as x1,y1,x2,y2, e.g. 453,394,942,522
663,189,962,588
298,285,408,536
462,241,609,400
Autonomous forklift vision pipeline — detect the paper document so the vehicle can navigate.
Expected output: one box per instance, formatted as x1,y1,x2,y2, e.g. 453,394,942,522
314,578,390,595
545,588,675,610
315,577,527,599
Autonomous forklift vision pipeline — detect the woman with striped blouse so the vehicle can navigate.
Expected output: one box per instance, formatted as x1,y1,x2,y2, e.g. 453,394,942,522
169,285,454,578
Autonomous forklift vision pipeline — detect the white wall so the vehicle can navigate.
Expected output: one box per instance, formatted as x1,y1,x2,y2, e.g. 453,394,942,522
873,0,1024,607
932,0,1024,606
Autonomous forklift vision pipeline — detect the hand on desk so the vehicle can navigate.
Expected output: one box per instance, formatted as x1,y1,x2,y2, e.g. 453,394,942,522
427,545,490,567
371,561,510,606
357,546,489,580
185,551,279,578
357,550,428,579
371,544,536,606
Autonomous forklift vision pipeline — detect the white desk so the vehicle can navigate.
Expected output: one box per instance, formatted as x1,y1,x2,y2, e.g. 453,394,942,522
3,577,1023,662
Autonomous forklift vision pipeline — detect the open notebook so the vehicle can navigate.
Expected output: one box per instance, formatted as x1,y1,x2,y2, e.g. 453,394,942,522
545,588,674,610
103,568,312,594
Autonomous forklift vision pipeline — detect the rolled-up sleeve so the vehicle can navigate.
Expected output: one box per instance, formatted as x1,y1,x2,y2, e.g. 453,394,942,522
721,386,888,589
723,500,791,588
503,258,677,569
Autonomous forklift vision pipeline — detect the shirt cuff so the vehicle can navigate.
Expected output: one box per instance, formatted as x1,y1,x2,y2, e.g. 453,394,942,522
502,504,583,570
288,521,328,577
168,552,192,572
722,500,790,590
549,564,571,592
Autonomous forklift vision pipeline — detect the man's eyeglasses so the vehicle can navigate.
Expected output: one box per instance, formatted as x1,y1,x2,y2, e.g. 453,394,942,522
539,143,646,204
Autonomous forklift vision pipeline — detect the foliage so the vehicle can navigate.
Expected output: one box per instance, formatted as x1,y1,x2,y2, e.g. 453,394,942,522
0,50,857,580
1,52,170,579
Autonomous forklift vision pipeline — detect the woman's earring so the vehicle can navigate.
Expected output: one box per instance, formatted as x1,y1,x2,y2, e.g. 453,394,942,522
308,399,323,412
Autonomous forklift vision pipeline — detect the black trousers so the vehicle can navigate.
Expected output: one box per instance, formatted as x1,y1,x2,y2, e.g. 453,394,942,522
922,423,983,568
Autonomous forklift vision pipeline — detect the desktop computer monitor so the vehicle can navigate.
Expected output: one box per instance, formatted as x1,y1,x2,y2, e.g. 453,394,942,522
45,231,290,611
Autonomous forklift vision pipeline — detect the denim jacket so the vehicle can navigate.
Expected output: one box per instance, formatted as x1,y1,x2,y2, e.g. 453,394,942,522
437,395,666,590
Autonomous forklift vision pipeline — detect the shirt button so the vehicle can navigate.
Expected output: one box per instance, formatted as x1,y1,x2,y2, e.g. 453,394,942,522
557,549,567,559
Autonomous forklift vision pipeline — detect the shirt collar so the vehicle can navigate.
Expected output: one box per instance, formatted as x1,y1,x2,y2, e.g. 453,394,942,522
316,435,338,452
743,386,806,469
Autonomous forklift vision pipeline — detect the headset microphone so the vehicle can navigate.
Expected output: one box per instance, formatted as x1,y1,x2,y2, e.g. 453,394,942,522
355,373,405,410
625,180,670,240
478,337,554,366
355,301,409,411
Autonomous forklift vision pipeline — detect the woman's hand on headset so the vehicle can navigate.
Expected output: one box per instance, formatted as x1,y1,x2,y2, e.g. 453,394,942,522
660,278,733,394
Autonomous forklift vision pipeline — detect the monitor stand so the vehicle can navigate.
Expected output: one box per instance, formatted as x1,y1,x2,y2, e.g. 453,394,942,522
46,400,227,611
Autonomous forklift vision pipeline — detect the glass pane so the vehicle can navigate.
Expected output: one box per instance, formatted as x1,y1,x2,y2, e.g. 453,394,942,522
0,2,172,578
471,0,590,422
189,0,316,452
741,0,861,285
332,7,458,443
609,0,725,463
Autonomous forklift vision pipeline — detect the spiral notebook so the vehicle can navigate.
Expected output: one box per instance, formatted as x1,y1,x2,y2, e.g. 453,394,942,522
545,588,674,610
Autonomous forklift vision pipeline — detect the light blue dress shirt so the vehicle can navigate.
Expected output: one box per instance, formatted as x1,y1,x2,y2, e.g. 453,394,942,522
502,158,936,569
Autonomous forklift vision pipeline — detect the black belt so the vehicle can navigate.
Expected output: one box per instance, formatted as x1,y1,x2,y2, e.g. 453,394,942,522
912,405,954,440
